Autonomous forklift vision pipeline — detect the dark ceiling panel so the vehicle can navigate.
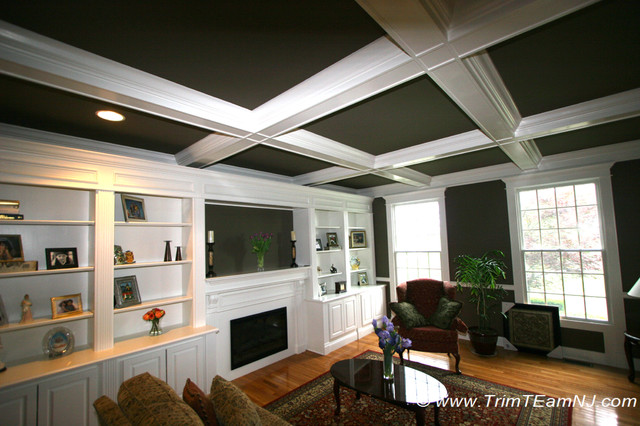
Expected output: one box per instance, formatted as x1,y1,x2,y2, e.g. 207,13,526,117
0,75,209,154
330,174,395,190
535,117,640,157
488,0,640,117
410,147,511,176
221,145,332,177
1,0,385,110
302,74,478,155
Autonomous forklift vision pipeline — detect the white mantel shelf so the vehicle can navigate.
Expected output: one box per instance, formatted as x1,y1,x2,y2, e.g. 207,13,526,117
0,325,219,390
205,266,311,293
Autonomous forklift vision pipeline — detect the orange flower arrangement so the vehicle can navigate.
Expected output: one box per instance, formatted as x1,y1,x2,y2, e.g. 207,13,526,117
143,308,165,335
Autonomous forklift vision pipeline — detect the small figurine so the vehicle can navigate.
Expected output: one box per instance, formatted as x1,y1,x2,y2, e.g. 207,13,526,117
330,264,338,274
20,294,33,324
114,245,126,265
125,250,135,264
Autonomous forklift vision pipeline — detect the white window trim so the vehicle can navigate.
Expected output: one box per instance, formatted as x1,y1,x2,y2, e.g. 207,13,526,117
504,163,627,368
384,188,449,301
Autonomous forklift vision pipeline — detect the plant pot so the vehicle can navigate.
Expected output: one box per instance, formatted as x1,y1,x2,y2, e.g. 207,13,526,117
468,326,499,356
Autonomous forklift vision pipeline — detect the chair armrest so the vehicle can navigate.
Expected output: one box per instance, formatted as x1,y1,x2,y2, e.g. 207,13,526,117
94,395,132,426
453,317,468,334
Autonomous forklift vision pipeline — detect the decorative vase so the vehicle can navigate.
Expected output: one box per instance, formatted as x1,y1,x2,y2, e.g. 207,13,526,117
256,252,265,271
175,246,182,261
149,319,162,336
382,347,394,380
164,240,172,262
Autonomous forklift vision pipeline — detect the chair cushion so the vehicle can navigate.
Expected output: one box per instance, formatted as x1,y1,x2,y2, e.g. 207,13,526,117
183,379,218,426
389,302,428,329
428,296,463,329
209,375,261,426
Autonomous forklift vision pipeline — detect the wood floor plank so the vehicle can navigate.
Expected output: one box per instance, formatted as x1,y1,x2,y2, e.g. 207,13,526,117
233,334,640,425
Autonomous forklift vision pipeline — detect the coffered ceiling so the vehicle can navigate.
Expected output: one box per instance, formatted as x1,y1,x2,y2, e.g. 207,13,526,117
1,0,639,194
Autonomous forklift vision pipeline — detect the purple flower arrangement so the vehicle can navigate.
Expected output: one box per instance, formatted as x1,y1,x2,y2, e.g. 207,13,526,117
250,232,273,254
373,316,411,379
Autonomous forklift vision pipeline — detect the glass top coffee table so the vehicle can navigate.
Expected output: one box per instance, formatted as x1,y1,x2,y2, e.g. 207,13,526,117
330,358,448,425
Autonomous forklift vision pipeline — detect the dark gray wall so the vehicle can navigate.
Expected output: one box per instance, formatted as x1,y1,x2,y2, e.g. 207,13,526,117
373,197,389,278
204,204,293,276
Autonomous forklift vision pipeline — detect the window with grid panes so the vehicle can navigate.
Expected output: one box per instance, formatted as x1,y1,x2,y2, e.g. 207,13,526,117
518,182,608,321
393,201,442,283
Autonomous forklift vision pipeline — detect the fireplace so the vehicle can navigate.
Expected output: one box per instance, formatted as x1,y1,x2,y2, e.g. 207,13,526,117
230,307,288,370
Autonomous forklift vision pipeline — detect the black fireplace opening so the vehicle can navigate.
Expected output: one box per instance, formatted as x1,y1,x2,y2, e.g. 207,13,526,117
230,307,288,370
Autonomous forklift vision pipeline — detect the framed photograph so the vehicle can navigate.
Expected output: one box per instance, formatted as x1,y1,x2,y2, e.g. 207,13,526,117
315,238,323,251
121,194,147,222
319,281,327,297
51,293,83,319
334,281,346,294
45,248,78,269
0,295,7,325
357,271,369,286
350,230,367,248
326,232,339,248
0,260,38,274
0,234,24,262
114,275,142,308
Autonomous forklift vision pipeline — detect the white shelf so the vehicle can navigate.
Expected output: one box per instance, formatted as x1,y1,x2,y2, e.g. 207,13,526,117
0,219,94,226
318,272,342,279
349,268,368,273
113,295,193,314
0,266,94,279
315,225,341,229
114,221,191,227
316,249,343,253
0,311,94,334
349,247,368,251
114,260,192,270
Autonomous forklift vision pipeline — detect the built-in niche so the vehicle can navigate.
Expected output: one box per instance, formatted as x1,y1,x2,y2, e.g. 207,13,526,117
205,203,293,276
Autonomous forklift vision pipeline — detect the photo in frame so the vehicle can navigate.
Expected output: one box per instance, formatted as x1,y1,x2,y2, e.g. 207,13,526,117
0,260,38,274
121,194,147,222
357,271,369,286
45,248,78,269
114,275,142,308
350,230,367,248
319,281,327,297
315,238,323,251
326,232,339,248
51,293,83,319
0,234,24,262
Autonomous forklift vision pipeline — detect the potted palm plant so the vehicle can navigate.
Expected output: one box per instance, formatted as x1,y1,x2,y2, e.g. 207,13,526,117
454,250,507,356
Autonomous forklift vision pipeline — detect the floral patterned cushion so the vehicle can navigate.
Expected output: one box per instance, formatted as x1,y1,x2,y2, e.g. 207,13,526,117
183,378,218,426
209,375,261,426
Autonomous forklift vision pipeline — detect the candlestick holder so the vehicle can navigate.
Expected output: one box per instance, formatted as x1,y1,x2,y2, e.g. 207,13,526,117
290,240,298,268
164,241,172,262
206,242,216,277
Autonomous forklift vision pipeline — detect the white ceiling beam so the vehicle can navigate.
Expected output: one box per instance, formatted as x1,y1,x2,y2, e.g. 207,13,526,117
293,167,368,186
0,21,253,137
373,168,432,187
175,134,258,168
515,88,640,142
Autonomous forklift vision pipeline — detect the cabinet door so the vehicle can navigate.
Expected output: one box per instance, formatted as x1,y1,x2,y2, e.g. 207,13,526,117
119,347,166,382
372,288,385,319
328,301,345,339
344,297,357,333
360,292,373,325
166,338,205,395
0,382,37,426
37,365,100,426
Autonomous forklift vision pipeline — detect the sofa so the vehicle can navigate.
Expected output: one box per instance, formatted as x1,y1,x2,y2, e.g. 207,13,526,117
93,372,290,425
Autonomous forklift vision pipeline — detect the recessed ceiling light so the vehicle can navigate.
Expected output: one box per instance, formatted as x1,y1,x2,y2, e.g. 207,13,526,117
96,110,125,122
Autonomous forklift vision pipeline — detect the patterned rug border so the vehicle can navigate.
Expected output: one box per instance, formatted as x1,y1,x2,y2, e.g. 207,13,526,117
264,350,572,425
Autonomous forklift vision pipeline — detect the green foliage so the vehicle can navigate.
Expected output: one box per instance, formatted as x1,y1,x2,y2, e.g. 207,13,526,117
455,250,507,331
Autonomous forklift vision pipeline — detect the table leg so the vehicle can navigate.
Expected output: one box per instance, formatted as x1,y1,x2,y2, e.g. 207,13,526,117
624,335,635,383
414,406,426,425
333,380,341,416
434,405,440,426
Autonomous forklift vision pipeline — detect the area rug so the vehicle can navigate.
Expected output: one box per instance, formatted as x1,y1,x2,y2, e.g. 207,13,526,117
264,351,571,425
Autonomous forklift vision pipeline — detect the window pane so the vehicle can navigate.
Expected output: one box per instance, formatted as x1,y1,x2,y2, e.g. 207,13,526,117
526,273,544,292
546,294,566,316
575,183,597,205
544,273,564,293
538,188,556,208
396,252,407,267
523,230,541,249
519,190,538,210
585,297,608,321
541,230,560,248
529,292,546,305
559,229,579,249
417,253,429,268
561,251,581,273
521,210,540,230
431,269,442,281
565,296,586,319
564,274,584,295
407,252,419,268
394,202,440,251
555,186,575,207
539,209,557,229
584,274,606,297
582,252,603,273
557,207,577,228
542,252,561,272
397,269,408,284
429,252,441,269
524,252,542,271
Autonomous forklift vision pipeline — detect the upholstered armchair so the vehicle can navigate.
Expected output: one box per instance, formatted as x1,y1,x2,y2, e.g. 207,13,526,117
391,278,468,374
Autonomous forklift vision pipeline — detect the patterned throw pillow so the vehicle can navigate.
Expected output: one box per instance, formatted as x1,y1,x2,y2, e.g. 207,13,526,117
428,296,463,329
209,375,261,426
389,301,428,329
183,378,218,426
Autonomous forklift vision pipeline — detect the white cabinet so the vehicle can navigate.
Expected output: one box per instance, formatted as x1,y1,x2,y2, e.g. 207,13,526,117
119,347,167,382
166,338,206,395
328,296,356,340
0,382,37,426
37,366,100,426
357,285,386,338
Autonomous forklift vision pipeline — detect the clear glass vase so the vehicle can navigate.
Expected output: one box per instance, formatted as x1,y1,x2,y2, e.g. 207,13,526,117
256,252,265,271
383,347,394,380
149,319,162,336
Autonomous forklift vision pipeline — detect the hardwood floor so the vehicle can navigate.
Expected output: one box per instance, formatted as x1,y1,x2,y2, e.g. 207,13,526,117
233,333,640,425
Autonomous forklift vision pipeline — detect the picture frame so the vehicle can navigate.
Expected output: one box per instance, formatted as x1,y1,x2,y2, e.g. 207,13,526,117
315,238,323,251
0,260,38,274
334,281,346,294
326,232,339,248
357,271,369,286
114,275,142,308
0,295,7,325
45,248,78,269
319,281,327,297
51,293,83,319
0,234,24,262
350,230,367,248
121,194,147,222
